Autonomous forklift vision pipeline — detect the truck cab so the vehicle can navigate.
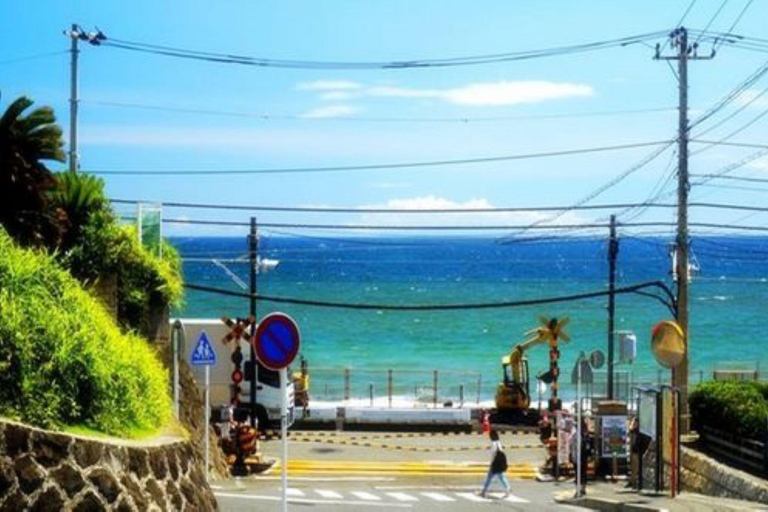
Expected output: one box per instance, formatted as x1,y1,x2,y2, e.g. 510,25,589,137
177,318,295,430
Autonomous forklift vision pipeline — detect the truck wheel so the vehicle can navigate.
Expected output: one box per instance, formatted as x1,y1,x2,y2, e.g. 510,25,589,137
254,406,269,433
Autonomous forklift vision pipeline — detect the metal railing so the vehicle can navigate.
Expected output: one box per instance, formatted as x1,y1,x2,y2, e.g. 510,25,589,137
308,367,483,407
699,425,767,475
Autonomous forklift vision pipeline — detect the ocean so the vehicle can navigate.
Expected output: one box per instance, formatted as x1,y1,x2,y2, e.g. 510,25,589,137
172,235,768,404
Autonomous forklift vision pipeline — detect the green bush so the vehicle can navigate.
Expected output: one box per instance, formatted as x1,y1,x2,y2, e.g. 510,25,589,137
0,228,171,435
689,380,768,442
60,207,183,333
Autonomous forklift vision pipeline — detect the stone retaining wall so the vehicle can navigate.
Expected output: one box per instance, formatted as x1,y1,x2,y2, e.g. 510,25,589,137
680,446,768,504
639,441,768,504
0,419,217,511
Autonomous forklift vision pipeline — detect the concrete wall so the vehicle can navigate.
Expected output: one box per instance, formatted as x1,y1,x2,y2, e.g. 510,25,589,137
0,419,217,511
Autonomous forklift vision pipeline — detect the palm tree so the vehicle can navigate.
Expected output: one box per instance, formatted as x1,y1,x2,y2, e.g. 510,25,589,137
50,171,108,250
0,92,65,246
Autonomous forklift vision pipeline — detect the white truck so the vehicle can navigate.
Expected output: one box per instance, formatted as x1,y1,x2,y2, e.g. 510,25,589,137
177,318,295,430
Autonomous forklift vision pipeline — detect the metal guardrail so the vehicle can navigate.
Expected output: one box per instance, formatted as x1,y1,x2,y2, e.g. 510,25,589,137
699,425,767,475
309,367,483,407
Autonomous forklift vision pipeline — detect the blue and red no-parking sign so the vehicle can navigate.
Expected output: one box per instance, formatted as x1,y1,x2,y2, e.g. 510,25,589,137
253,313,301,371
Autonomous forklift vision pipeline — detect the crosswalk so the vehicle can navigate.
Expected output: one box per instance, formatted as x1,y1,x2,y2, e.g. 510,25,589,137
215,487,530,504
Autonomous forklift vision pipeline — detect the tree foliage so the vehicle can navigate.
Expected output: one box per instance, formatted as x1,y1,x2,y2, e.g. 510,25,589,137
0,93,65,246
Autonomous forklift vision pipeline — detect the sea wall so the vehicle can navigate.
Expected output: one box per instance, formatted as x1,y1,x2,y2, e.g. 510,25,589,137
0,419,217,511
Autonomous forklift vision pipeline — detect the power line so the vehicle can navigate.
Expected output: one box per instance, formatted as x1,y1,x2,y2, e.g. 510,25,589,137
80,99,677,124
719,0,755,46
123,215,768,232
113,197,768,215
678,0,699,27
695,0,731,44
498,141,676,240
691,174,768,184
183,280,674,312
97,31,669,70
88,140,670,176
691,139,768,150
111,198,681,214
0,50,67,65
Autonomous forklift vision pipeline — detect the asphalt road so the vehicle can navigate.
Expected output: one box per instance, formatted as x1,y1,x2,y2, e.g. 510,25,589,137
212,430,590,511
213,476,591,511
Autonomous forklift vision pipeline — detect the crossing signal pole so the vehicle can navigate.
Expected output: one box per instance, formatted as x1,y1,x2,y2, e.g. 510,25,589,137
248,217,258,428
655,27,713,433
607,214,618,400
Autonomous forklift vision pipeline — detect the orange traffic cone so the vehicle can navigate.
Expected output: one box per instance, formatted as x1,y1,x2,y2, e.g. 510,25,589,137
481,410,491,435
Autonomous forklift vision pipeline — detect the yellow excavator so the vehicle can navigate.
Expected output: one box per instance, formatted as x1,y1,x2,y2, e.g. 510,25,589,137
495,336,539,411
495,317,569,417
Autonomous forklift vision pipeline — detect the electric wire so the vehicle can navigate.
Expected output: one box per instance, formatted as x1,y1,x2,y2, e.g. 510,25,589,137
80,99,677,124
183,280,675,311
0,50,67,65
98,31,669,70
110,198,681,214
123,215,768,233
88,140,671,176
694,0,731,45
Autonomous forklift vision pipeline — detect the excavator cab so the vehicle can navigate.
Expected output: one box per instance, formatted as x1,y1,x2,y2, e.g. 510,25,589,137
495,354,531,411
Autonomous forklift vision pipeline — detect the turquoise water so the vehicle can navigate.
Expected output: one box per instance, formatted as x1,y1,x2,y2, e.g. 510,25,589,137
173,236,768,401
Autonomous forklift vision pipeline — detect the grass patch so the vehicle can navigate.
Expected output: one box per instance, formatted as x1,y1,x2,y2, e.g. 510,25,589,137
0,228,171,436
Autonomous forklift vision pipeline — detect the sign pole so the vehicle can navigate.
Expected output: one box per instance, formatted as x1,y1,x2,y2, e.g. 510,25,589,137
281,367,288,512
205,364,210,483
172,321,180,419
576,361,582,497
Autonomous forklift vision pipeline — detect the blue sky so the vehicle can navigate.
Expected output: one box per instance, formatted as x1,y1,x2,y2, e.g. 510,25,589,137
2,1,768,237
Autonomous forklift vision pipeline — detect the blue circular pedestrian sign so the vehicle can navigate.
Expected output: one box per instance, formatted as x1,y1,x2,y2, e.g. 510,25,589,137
254,313,301,371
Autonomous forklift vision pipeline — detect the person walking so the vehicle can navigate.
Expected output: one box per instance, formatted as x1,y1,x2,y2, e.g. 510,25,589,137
479,429,510,498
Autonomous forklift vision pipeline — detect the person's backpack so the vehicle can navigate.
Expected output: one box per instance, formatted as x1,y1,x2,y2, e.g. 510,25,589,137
491,449,508,473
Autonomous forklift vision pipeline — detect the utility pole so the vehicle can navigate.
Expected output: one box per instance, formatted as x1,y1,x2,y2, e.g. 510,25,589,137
607,214,618,400
63,25,104,173
249,217,258,428
655,27,713,433
66,24,80,173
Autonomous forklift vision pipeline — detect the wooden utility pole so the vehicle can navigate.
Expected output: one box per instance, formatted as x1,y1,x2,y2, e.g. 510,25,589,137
655,27,713,432
249,217,258,427
607,214,618,399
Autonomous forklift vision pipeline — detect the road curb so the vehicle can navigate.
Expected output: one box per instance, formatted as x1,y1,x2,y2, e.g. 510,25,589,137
555,495,665,512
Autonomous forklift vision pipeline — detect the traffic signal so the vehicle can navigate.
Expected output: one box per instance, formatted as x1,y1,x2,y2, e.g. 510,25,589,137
230,345,244,406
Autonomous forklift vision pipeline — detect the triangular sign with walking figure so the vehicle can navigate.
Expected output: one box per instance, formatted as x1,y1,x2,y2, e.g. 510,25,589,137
191,331,217,366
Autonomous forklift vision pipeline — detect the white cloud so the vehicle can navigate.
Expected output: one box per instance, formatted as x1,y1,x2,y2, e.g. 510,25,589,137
736,89,768,109
296,80,363,91
748,156,768,171
354,196,587,229
301,105,359,119
300,80,593,107
320,91,356,101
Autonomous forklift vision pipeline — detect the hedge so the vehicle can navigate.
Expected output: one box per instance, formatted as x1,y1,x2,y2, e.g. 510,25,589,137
689,380,768,442
0,228,171,435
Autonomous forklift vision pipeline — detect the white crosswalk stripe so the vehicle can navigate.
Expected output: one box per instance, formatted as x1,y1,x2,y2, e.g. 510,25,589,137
286,488,305,497
504,493,529,503
456,492,488,502
385,492,419,502
315,489,343,499
421,492,455,502
350,491,382,501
